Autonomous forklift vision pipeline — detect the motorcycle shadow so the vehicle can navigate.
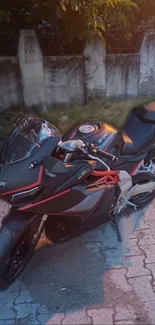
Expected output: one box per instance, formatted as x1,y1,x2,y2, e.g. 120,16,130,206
18,208,145,319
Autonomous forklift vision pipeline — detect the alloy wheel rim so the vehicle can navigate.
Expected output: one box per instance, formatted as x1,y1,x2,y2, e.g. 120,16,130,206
133,159,155,201
6,231,35,280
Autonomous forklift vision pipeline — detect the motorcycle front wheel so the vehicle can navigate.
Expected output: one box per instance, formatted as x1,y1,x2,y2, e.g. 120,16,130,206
0,213,43,290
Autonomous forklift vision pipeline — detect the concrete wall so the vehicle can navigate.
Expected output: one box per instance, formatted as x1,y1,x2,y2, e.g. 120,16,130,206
139,32,155,95
0,29,155,110
84,38,106,100
18,30,46,109
0,57,23,110
106,54,139,97
44,56,85,106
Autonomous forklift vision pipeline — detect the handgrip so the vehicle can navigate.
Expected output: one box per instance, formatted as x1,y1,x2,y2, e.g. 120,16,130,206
89,146,118,162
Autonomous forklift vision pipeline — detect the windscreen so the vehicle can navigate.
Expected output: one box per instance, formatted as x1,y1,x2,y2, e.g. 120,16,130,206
2,115,60,164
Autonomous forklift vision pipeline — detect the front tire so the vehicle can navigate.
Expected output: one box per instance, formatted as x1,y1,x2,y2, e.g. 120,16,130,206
0,212,43,290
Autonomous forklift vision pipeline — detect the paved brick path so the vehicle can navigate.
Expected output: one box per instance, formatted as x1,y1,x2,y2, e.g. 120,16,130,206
1,200,155,324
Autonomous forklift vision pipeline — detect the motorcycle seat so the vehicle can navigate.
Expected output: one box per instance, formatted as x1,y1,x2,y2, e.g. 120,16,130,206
121,116,155,155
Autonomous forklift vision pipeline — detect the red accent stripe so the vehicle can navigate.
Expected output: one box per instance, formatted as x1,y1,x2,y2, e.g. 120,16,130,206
130,161,143,176
1,166,43,197
18,188,70,211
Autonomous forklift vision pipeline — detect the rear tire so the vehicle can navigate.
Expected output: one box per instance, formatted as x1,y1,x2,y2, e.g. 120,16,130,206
131,190,155,208
131,159,155,208
0,213,43,290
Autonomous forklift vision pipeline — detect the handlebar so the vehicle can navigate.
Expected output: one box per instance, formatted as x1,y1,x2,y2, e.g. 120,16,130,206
57,140,118,169
28,140,118,172
87,144,118,162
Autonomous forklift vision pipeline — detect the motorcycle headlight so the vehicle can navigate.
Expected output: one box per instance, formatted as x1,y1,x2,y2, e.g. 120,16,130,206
12,187,39,203
0,199,11,219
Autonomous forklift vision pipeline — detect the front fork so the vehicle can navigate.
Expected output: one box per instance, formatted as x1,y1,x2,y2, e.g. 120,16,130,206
32,214,48,242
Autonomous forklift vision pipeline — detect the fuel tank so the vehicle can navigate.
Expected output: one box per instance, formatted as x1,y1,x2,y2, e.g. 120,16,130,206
63,121,120,152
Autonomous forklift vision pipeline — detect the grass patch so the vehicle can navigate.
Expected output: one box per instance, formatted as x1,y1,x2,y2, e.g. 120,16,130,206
38,96,155,132
0,96,154,139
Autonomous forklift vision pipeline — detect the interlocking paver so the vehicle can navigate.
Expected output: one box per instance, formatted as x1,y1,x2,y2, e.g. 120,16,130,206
14,283,33,304
135,229,155,246
143,204,155,231
140,245,155,263
0,321,15,325
146,263,155,285
126,255,150,278
14,302,40,319
62,311,91,324
125,238,142,256
144,301,155,325
128,275,155,302
45,314,65,325
87,308,114,325
115,304,137,320
0,290,18,320
0,303,16,320
115,321,134,325
109,269,132,292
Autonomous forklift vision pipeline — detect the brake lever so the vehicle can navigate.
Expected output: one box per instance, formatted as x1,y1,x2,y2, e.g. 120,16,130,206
87,143,118,162
76,146,111,170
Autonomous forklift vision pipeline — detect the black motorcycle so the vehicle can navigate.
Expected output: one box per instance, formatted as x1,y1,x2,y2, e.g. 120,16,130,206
0,100,155,290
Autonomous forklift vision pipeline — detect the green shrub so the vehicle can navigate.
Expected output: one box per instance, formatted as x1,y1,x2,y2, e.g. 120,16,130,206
0,97,154,139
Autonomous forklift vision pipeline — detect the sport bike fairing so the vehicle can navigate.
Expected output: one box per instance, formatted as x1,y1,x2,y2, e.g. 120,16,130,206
17,157,114,218
0,136,60,196
0,116,62,196
2,115,60,164
0,102,155,219
0,147,114,220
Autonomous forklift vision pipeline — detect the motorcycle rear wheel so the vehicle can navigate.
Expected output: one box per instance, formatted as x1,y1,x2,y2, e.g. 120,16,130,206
0,215,43,290
131,159,155,208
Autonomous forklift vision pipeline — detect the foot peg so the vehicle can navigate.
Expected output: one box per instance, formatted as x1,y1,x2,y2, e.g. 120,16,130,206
119,198,137,213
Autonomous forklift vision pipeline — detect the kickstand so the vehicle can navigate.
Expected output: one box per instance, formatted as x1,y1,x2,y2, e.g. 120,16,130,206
112,216,122,242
